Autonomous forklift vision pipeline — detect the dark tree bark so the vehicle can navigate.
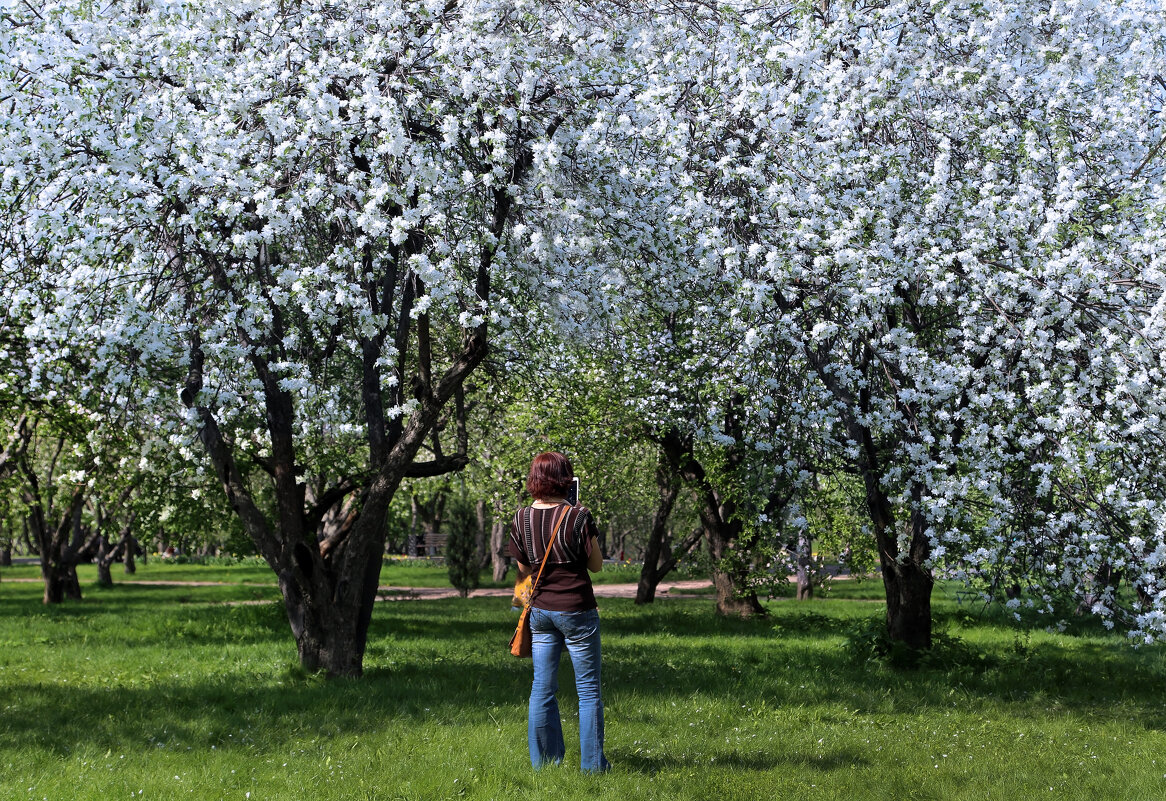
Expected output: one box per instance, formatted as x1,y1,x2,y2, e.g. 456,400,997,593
95,512,136,586
124,534,139,574
636,453,680,604
864,471,933,650
96,535,114,586
20,518,36,556
636,449,702,604
18,432,91,604
657,424,764,617
704,512,765,617
0,417,30,574
407,495,421,557
183,287,490,676
490,517,510,582
90,486,138,587
33,492,87,604
799,341,935,649
475,498,491,570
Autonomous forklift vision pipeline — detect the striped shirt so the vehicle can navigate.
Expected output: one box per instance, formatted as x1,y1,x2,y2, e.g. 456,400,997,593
508,504,599,612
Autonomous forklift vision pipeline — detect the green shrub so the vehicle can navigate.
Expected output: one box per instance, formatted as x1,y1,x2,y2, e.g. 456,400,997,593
842,614,989,670
444,505,481,598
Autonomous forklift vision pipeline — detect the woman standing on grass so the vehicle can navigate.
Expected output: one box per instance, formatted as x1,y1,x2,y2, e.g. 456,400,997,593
509,451,610,773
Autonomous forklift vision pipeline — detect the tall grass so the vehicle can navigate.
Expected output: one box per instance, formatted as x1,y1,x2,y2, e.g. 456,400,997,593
1,572,1164,800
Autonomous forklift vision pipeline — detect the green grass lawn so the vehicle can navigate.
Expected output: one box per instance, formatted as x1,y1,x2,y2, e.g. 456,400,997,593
0,556,656,590
2,569,1165,800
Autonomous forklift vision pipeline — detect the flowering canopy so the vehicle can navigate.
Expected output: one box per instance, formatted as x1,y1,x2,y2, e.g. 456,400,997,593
648,0,1166,638
2,0,1165,650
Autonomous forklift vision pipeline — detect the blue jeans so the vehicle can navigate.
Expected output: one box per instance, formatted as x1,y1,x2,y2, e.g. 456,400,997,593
528,607,610,773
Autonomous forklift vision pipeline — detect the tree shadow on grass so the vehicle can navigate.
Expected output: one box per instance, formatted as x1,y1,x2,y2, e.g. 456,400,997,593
611,746,870,774
0,581,280,614
0,657,535,757
0,586,292,649
3,596,1166,760
375,600,525,642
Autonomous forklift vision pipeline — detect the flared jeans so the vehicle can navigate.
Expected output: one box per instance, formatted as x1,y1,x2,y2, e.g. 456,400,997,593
528,607,611,772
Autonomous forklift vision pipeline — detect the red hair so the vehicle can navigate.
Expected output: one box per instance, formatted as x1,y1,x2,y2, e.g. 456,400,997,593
526,452,574,499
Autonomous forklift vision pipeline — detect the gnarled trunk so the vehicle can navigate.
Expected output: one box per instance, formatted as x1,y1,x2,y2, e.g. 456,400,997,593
635,453,702,605
707,520,765,618
868,478,933,649
26,479,88,605
41,561,81,604
881,556,933,648
186,321,488,676
490,518,510,583
96,536,114,586
636,455,681,605
658,424,763,617
279,539,383,676
124,535,139,574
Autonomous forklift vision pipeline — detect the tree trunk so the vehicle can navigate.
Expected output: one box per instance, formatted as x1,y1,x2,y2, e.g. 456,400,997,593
177,141,500,673
708,529,765,617
28,486,87,605
635,558,660,604
21,517,37,556
881,556,933,648
41,560,82,603
278,549,382,677
638,454,680,606
96,535,114,586
124,535,138,574
659,424,763,617
490,518,509,583
795,530,813,601
189,339,487,676
636,454,680,604
475,499,491,570
0,544,11,567
868,479,933,649
407,495,421,557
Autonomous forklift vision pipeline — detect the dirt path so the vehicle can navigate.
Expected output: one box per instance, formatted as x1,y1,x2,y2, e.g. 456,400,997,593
375,579,712,602
1,576,714,601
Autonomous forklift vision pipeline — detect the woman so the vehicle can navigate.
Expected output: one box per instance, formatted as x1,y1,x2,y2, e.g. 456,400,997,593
509,451,610,773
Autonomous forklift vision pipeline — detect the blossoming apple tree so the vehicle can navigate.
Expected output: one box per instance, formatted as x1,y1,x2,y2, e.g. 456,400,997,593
687,0,1166,645
0,0,684,674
